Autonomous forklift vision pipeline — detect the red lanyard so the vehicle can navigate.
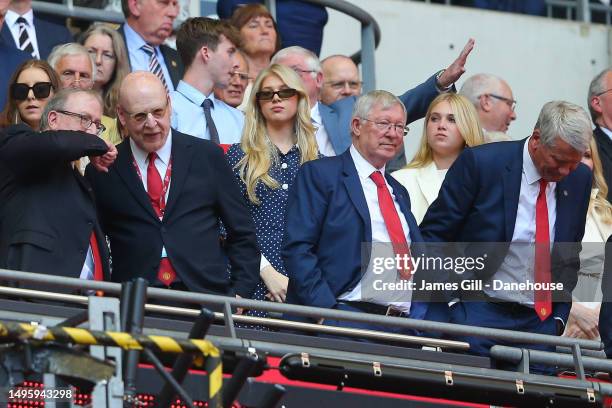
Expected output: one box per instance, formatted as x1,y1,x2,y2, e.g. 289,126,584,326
132,153,172,218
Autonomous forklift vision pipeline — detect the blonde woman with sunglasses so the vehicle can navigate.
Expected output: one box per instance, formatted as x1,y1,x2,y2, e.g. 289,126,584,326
226,64,318,324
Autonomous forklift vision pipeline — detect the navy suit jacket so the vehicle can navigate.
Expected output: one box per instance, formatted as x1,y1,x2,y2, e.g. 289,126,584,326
0,16,72,60
282,150,429,312
420,139,592,322
593,126,612,202
0,42,29,111
319,74,440,172
118,24,184,89
600,235,612,358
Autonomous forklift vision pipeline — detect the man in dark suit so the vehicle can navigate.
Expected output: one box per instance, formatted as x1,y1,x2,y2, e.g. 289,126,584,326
86,72,259,298
271,40,474,172
0,0,29,111
600,235,612,358
420,101,593,368
1,0,72,60
282,90,444,333
118,0,183,90
588,68,612,202
0,88,116,282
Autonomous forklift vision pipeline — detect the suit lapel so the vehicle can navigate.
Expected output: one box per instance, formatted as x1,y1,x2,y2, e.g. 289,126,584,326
0,24,16,48
502,141,525,241
115,139,159,220
341,151,372,241
33,18,48,58
416,162,442,206
118,24,133,71
319,103,347,155
160,45,181,88
386,173,421,243
554,178,573,242
163,131,192,218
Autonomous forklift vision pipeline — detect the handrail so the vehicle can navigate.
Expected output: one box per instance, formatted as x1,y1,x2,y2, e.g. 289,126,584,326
0,268,604,351
31,0,381,92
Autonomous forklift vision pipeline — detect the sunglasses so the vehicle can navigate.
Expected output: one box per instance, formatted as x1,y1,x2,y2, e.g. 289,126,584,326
256,88,298,101
11,82,53,101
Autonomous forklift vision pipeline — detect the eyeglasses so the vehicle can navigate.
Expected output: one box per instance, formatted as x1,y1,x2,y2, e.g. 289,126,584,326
325,80,362,90
56,110,106,136
256,88,298,101
124,101,169,124
60,71,93,87
596,88,612,97
11,82,53,100
87,48,116,62
361,118,409,136
290,67,318,77
487,93,516,111
230,71,250,83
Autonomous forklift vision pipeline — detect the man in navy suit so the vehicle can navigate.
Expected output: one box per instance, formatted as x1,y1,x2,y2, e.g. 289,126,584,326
420,101,593,367
600,235,612,358
283,90,442,333
118,0,184,90
1,0,72,60
0,0,29,111
271,40,474,172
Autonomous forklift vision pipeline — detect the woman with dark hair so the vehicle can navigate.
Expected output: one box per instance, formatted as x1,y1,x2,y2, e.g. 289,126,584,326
0,59,60,130
226,64,317,323
80,23,129,118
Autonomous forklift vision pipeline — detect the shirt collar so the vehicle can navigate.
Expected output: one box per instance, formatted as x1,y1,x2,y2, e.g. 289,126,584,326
176,80,215,107
124,22,151,54
129,130,173,167
6,9,34,27
523,136,542,185
310,102,322,125
350,144,385,180
600,126,612,140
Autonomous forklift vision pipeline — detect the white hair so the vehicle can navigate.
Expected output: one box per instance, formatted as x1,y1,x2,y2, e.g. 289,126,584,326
587,68,612,122
271,46,321,78
459,73,505,107
47,42,96,83
535,100,592,153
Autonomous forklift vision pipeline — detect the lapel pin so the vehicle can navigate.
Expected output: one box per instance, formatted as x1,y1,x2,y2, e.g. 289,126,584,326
563,190,568,197
171,60,177,67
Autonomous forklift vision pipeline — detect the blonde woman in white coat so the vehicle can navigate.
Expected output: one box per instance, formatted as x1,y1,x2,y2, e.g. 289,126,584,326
564,138,612,339
392,93,484,224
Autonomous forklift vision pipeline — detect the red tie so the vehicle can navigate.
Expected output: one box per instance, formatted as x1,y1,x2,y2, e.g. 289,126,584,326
535,179,552,321
370,171,413,280
146,152,177,286
89,232,104,281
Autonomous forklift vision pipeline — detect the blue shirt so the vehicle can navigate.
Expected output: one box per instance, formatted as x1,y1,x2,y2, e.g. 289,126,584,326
171,80,244,144
123,23,174,91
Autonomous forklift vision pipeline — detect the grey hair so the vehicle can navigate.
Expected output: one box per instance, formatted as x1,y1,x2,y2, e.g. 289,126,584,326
535,100,592,153
352,90,406,123
459,73,505,107
47,42,96,83
271,46,321,77
40,88,102,130
587,68,612,122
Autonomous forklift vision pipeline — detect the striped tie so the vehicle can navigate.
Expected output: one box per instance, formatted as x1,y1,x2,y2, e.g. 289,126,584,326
142,44,169,92
16,17,36,58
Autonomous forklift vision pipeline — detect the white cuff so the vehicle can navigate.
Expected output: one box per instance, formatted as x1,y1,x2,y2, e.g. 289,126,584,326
260,254,271,271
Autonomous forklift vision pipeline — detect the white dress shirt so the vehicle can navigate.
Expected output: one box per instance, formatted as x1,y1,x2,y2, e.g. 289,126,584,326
5,9,39,59
310,102,336,157
123,23,175,91
338,145,412,311
600,126,612,140
484,138,557,305
171,80,244,144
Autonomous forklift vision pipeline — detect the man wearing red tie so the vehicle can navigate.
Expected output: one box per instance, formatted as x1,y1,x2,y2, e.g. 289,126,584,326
420,101,593,372
86,72,260,298
282,90,445,333
0,88,116,284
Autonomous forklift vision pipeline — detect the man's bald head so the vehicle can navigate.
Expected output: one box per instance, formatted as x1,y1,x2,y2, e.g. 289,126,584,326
320,55,361,105
118,71,171,153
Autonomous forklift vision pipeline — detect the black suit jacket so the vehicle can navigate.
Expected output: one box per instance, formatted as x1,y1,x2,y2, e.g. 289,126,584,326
0,14,73,60
85,130,260,297
0,125,110,280
593,125,612,203
118,23,184,89
600,235,612,358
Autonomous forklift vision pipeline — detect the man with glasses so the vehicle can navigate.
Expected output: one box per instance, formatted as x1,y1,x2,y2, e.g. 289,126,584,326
171,17,244,150
459,73,517,142
0,88,117,284
214,49,250,109
588,68,612,201
282,91,442,332
86,72,260,300
319,54,362,105
48,43,96,91
272,40,474,172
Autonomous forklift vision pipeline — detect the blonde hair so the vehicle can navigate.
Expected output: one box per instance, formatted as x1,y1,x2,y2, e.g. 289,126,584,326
588,137,612,224
408,93,484,169
237,64,317,205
